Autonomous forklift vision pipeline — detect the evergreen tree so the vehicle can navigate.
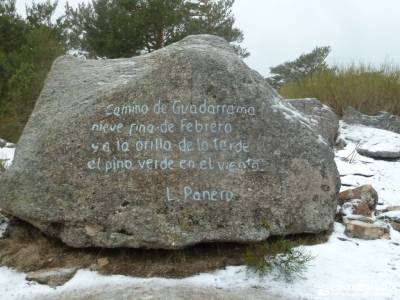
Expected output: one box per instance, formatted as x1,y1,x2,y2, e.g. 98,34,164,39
64,0,247,58
140,0,187,52
65,0,145,58
0,0,64,141
267,46,331,89
185,0,248,57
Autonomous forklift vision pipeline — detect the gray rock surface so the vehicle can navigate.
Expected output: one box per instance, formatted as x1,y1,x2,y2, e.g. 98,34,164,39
339,122,400,159
377,206,400,214
357,139,400,159
0,35,339,249
286,98,339,146
343,107,400,134
377,211,400,223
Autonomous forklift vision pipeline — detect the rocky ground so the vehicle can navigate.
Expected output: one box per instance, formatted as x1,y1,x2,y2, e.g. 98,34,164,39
1,117,400,299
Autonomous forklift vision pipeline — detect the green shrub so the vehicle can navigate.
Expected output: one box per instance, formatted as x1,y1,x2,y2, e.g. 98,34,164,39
280,63,400,116
244,239,314,282
0,1,64,142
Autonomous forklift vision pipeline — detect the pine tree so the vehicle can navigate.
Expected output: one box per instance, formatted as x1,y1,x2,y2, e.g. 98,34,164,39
267,46,331,89
64,0,247,58
0,0,64,141
185,0,248,57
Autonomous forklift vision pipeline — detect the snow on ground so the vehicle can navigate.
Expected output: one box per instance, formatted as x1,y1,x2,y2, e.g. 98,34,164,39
1,122,400,300
336,122,400,208
0,145,15,168
341,122,400,152
2,225,400,300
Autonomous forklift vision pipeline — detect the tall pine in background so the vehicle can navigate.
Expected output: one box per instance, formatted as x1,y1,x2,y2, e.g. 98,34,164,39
65,0,145,58
65,0,247,58
267,46,331,89
0,0,64,142
185,0,248,57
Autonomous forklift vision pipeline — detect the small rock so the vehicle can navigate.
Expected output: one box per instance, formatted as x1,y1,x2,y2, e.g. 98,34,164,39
26,268,78,287
345,220,390,240
386,206,400,212
376,211,400,222
97,257,110,268
357,140,400,159
377,206,400,214
339,185,378,210
342,107,400,135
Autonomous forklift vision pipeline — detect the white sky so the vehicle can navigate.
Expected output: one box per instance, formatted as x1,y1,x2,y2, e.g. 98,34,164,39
16,0,400,76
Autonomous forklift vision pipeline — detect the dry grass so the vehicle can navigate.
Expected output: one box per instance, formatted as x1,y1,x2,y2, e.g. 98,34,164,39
280,63,400,116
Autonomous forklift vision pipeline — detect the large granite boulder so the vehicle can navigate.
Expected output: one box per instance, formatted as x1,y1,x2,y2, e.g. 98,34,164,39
343,107,400,134
286,98,339,146
0,35,340,249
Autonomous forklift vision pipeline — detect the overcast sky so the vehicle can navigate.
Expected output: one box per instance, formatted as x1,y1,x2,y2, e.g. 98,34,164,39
16,0,400,76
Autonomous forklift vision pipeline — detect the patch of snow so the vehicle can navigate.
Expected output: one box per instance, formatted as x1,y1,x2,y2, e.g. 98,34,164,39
341,123,400,145
0,146,15,168
378,211,400,221
2,223,400,300
339,175,374,188
66,49,89,60
0,268,52,300
336,122,400,207
271,100,313,129
335,159,375,177
271,100,330,146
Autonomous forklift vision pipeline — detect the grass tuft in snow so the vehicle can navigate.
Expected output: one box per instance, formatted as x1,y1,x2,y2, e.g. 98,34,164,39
244,239,314,282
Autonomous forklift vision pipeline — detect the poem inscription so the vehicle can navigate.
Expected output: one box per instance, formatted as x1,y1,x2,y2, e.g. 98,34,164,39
86,98,263,201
